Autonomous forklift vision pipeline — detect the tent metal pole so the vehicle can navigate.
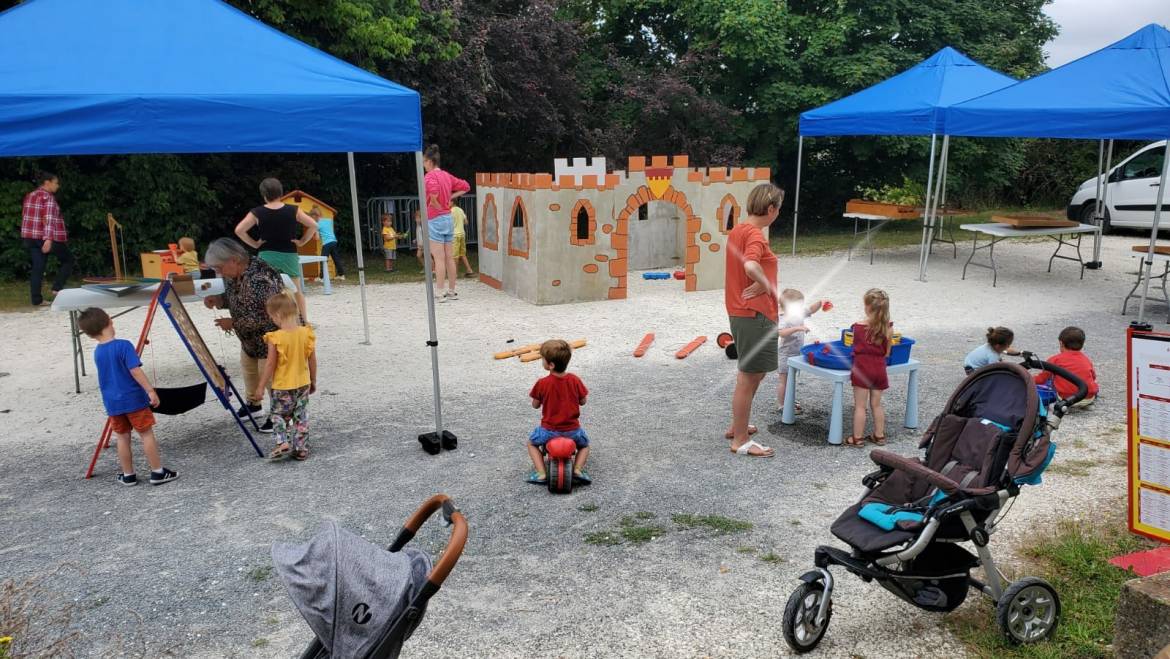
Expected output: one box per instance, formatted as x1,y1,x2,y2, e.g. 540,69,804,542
415,151,444,435
1098,139,1114,265
791,136,803,256
917,134,938,281
919,135,948,281
1137,138,1170,324
346,152,371,345
1088,140,1105,268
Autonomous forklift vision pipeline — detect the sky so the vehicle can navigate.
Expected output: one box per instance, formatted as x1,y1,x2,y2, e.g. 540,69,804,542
1043,0,1169,66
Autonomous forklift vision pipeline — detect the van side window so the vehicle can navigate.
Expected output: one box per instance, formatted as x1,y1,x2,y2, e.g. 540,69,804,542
1122,147,1165,180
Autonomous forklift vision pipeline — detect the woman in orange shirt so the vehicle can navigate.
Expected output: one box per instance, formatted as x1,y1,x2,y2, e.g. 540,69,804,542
724,183,785,458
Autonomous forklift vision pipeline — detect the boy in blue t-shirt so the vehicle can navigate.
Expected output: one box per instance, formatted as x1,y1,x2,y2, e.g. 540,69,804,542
79,308,177,486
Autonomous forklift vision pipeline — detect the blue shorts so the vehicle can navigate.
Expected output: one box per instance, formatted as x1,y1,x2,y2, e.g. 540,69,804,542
529,426,590,448
428,214,454,244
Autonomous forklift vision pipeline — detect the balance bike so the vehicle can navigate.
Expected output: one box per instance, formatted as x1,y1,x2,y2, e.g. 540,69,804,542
543,436,577,494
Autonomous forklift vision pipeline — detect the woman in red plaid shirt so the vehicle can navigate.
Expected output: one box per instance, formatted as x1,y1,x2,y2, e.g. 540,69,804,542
20,171,73,306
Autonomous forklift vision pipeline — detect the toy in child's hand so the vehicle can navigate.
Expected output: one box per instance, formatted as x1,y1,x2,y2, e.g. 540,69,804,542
822,300,833,311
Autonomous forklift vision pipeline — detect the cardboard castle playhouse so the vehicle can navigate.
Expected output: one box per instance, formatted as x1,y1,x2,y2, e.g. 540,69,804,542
475,156,770,305
280,189,337,280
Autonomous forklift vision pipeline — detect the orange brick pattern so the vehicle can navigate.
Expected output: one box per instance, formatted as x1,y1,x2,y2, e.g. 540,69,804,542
552,280,561,287
611,184,704,298
569,199,597,247
717,193,741,235
478,273,503,290
481,194,499,251
507,197,530,259
583,263,599,274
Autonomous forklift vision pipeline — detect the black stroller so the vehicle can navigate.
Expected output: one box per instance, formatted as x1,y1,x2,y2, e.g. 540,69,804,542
782,355,1088,652
273,495,468,659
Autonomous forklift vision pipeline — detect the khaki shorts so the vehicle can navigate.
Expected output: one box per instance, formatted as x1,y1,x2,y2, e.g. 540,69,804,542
729,313,778,373
453,234,467,258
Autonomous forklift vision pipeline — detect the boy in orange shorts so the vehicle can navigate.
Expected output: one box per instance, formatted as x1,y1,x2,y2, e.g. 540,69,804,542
79,308,178,486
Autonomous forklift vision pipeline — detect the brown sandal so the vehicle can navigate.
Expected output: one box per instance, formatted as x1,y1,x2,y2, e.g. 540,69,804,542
844,436,865,447
869,435,887,446
267,443,291,461
292,449,310,461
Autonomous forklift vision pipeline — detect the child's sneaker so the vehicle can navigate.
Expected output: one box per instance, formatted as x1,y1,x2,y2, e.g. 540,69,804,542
116,473,138,486
149,468,178,485
447,291,459,300
526,470,548,485
258,419,274,434
573,470,593,485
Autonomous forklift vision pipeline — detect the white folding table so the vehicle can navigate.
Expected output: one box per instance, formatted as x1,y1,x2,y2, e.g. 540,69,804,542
780,356,920,445
52,275,293,393
844,212,958,265
298,254,332,294
1123,250,1170,323
959,222,1100,287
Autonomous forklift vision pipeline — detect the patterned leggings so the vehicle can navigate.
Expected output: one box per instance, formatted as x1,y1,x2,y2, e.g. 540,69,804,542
271,386,309,451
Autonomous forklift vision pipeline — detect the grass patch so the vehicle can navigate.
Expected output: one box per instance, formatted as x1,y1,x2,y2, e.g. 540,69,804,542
759,551,783,564
578,503,599,512
583,530,623,546
672,514,753,535
251,638,269,648
947,519,1152,658
735,546,757,554
620,523,666,545
1046,459,1095,478
246,566,273,582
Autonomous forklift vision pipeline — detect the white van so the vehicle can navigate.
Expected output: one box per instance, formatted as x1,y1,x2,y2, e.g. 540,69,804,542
1067,140,1167,231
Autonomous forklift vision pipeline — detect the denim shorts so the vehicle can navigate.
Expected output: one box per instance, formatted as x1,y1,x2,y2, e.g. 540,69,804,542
428,214,454,244
529,426,590,448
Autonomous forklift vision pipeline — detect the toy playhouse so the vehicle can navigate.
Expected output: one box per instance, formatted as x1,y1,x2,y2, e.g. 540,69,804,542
280,190,338,280
475,155,770,305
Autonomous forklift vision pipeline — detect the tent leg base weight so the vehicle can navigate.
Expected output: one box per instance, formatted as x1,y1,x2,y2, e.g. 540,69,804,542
1085,261,1103,270
418,430,457,454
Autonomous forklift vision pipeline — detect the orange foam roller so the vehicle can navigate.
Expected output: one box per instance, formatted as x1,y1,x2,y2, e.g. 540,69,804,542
521,339,586,362
494,344,540,360
675,335,707,359
633,333,655,357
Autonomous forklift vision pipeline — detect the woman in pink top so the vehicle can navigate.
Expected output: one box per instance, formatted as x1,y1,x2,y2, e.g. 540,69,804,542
422,145,471,301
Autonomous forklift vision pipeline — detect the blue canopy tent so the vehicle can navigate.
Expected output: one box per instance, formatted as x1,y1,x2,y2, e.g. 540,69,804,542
0,0,450,437
794,48,1016,279
944,24,1170,322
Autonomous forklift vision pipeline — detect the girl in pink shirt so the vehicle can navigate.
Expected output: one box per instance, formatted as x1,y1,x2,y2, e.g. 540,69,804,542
422,145,471,301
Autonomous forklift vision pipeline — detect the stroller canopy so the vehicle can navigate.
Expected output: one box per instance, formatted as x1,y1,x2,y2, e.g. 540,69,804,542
273,521,432,657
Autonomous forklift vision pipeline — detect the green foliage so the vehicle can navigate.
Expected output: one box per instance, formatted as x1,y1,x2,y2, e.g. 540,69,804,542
671,514,753,535
857,176,926,206
947,520,1150,659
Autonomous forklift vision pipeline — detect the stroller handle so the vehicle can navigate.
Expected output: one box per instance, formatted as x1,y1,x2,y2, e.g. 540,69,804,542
390,494,468,588
1021,352,1089,413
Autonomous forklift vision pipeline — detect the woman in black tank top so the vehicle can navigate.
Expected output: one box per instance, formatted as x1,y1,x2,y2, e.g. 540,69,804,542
234,177,318,322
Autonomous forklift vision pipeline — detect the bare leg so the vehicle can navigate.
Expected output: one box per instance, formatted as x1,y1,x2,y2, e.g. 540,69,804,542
527,443,546,476
852,386,871,438
574,446,590,472
731,371,771,454
429,241,447,293
460,255,474,276
292,277,308,324
443,243,456,293
115,431,134,474
139,428,163,471
385,258,392,272
871,389,886,438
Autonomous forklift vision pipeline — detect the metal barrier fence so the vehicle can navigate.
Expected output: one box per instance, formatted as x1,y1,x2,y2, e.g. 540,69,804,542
364,195,478,252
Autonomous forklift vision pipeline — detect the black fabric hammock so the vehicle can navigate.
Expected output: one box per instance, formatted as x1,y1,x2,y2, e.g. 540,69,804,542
152,382,208,415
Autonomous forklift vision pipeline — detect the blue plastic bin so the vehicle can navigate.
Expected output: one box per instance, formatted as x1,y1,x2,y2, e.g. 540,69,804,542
800,341,853,370
887,337,916,365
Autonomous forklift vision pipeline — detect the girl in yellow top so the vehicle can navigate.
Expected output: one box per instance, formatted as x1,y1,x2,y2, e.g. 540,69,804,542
255,292,317,461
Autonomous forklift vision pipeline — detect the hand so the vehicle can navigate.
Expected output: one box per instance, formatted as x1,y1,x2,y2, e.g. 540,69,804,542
742,282,767,299
309,381,316,395
148,390,160,408
203,295,224,310
293,238,306,248
214,317,234,332
252,388,265,403
41,240,52,254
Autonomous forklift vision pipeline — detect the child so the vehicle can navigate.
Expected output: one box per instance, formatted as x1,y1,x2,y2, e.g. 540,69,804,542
77,308,178,486
175,237,201,273
526,339,591,485
381,213,398,272
414,210,424,267
312,207,345,281
1035,326,1099,406
776,288,825,413
254,292,317,461
451,205,475,278
964,327,1018,374
846,289,892,447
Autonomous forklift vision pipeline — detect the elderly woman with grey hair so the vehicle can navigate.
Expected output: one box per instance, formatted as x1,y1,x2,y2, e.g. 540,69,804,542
203,237,285,431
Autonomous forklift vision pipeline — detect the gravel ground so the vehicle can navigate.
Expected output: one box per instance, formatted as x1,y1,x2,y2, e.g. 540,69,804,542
0,234,1139,658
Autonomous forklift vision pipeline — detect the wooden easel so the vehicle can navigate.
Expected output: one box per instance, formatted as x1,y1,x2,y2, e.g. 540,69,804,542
107,213,125,279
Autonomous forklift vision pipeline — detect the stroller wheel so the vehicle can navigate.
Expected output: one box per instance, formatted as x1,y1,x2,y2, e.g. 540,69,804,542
996,577,1060,645
782,581,832,653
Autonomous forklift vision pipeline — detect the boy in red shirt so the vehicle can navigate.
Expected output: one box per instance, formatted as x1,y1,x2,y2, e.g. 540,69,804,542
527,339,591,485
1034,326,1099,406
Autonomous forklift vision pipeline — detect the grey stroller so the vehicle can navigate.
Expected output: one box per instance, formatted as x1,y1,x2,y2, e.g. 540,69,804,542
274,495,468,659
781,355,1088,652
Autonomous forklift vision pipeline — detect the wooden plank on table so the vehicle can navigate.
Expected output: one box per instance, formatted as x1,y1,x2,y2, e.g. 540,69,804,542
1132,244,1170,255
992,214,1079,229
